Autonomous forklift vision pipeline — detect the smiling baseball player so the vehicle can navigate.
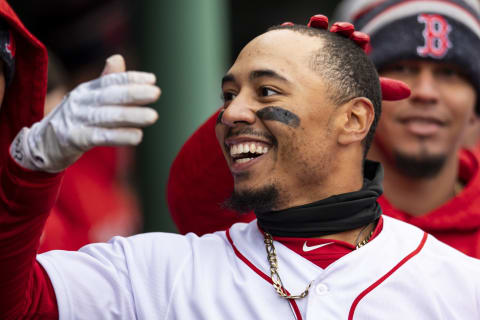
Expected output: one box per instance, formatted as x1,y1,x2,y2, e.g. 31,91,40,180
1,13,480,320
169,0,480,261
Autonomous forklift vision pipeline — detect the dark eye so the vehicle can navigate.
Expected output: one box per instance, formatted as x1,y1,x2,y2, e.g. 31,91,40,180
260,87,278,97
436,67,460,78
221,91,237,102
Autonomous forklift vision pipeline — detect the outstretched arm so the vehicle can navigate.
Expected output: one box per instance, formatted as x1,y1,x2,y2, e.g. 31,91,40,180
0,55,160,318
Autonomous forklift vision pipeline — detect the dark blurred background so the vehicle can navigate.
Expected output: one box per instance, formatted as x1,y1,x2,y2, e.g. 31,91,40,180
10,0,338,233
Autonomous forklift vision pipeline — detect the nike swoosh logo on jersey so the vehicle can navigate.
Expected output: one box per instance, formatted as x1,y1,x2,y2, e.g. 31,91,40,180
302,241,334,252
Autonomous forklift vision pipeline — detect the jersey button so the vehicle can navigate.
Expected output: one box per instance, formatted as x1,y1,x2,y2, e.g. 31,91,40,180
315,283,329,295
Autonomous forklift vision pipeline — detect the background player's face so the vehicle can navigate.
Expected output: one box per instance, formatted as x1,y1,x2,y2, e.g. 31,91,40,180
373,60,476,166
216,30,340,210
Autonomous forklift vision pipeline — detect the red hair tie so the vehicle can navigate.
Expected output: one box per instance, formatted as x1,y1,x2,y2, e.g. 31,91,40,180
306,14,371,53
329,22,355,37
293,14,411,101
307,15,329,29
350,31,370,51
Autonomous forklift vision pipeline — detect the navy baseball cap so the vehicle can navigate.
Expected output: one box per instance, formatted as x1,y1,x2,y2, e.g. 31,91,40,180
336,0,480,113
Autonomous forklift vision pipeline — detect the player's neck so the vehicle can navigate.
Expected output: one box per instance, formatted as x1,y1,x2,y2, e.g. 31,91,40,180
375,153,459,216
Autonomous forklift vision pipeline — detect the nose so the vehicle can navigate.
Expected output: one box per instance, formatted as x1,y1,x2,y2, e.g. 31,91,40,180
410,69,439,106
221,95,257,127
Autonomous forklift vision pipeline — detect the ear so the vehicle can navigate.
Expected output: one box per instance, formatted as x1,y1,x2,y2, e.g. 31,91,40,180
337,97,375,146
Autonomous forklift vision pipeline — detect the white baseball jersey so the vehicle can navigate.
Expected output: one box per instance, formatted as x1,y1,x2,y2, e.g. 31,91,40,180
38,216,480,319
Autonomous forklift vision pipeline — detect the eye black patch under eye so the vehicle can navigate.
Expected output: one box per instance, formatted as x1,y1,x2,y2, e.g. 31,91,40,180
216,110,225,124
256,106,300,128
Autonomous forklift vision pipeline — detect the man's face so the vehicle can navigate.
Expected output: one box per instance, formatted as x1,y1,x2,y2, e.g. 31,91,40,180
373,60,476,176
216,30,339,211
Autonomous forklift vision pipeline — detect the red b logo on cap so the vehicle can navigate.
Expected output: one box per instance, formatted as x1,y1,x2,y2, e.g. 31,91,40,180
417,14,451,58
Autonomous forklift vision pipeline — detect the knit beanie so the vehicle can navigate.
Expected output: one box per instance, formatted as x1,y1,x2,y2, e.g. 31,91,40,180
341,0,480,113
0,20,15,86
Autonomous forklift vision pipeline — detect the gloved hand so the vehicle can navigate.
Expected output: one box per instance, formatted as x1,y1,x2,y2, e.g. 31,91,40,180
10,55,160,173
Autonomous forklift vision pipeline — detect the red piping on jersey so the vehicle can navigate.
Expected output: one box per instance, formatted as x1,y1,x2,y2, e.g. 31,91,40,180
348,232,428,319
226,229,303,320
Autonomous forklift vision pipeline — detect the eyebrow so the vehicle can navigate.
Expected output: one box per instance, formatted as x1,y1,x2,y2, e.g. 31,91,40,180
221,69,290,87
249,69,289,83
221,74,235,87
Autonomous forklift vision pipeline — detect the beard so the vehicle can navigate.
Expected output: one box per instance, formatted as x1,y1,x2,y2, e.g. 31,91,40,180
393,149,447,179
223,184,279,214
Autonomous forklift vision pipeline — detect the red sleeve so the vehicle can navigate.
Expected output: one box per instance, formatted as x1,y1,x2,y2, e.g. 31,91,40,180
0,154,62,319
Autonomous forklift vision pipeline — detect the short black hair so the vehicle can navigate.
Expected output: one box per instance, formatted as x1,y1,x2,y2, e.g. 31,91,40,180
267,24,382,157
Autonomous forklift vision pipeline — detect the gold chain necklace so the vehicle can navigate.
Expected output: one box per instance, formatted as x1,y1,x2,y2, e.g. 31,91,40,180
264,232,313,299
264,227,374,300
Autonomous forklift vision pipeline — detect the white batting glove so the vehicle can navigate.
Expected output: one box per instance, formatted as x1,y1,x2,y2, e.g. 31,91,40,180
10,55,160,173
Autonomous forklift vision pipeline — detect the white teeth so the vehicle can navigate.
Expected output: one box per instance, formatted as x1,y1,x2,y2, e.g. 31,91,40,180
236,158,253,164
229,142,270,157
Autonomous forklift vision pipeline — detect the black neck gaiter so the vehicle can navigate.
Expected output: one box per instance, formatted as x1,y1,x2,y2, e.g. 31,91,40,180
255,161,383,237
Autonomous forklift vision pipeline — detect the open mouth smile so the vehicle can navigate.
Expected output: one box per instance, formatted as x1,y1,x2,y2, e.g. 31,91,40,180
230,141,269,163
225,139,271,172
